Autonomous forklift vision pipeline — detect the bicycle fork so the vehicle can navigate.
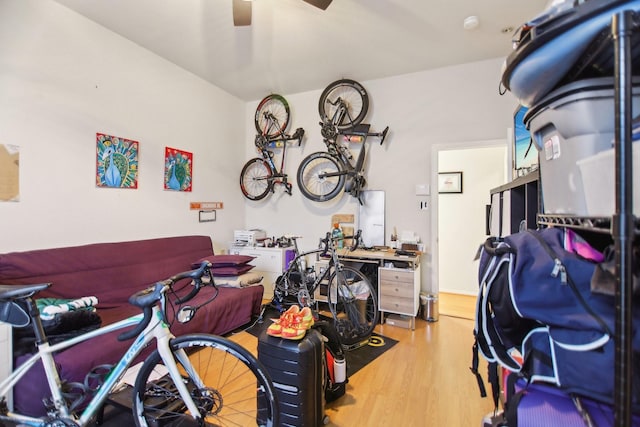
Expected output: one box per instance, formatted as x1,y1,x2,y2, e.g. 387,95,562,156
156,333,203,420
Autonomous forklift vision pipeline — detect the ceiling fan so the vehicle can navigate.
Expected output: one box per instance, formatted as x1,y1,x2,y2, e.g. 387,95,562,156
232,0,333,26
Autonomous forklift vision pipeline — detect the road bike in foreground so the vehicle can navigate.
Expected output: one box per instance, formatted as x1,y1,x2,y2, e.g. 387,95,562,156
0,261,278,426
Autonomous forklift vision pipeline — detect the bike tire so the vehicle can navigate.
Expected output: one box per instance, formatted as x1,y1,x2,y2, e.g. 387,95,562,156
132,334,279,427
326,266,379,345
240,158,273,200
296,151,345,202
318,79,369,130
254,94,290,138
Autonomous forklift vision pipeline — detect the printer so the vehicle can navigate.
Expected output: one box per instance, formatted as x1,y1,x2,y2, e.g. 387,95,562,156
233,229,267,246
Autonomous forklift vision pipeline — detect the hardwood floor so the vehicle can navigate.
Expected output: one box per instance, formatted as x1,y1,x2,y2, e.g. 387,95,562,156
439,292,477,320
230,314,495,426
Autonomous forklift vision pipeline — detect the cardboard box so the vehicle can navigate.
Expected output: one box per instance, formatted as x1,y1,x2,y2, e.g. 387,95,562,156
385,314,414,330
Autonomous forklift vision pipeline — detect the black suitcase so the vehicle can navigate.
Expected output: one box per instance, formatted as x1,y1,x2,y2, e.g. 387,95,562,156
258,328,326,427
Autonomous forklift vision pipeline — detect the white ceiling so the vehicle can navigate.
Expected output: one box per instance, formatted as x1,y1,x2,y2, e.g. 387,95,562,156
52,0,550,101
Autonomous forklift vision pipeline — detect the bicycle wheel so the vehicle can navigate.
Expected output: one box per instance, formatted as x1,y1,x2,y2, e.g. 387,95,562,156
132,334,278,427
327,266,379,345
318,79,369,130
240,158,273,200
254,94,290,138
296,152,345,202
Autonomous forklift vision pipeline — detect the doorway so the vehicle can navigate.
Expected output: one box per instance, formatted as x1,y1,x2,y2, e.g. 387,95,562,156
430,140,507,317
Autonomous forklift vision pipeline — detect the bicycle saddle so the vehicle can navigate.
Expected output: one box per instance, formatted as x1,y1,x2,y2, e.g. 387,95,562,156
0,283,51,300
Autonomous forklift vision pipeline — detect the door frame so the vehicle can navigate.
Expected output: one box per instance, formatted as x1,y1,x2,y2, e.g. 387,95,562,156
429,139,507,295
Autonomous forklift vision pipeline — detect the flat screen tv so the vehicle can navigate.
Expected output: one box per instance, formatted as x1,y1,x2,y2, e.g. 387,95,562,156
513,105,538,177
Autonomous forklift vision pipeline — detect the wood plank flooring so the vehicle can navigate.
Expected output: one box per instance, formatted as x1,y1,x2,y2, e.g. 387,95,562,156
438,292,477,320
229,313,495,426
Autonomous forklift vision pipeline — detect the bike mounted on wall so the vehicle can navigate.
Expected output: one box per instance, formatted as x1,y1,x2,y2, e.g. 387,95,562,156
240,94,305,201
297,79,389,205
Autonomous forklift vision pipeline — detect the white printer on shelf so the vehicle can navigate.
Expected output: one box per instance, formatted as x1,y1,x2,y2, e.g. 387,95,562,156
233,229,267,246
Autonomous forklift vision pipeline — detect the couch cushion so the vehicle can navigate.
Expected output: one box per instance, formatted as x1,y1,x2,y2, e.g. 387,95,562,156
197,254,255,266
212,264,255,277
0,236,215,306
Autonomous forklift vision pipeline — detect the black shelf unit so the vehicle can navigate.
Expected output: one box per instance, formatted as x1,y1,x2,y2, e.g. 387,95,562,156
536,11,637,426
489,169,540,236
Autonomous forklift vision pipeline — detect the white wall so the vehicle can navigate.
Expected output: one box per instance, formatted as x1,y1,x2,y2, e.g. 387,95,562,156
243,60,519,293
0,0,247,253
0,0,519,296
437,145,507,295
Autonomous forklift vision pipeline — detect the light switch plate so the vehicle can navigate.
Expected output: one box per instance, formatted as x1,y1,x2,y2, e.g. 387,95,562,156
415,184,430,196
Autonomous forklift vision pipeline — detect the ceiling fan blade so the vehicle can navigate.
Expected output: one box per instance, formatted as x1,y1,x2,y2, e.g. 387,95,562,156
302,0,333,10
233,0,252,26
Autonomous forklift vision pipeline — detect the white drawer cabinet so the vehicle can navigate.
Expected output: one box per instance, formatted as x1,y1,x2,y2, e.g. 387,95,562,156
0,322,12,409
229,246,290,299
378,264,421,329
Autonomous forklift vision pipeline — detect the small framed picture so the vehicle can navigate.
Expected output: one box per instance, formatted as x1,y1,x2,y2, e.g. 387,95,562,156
438,171,463,194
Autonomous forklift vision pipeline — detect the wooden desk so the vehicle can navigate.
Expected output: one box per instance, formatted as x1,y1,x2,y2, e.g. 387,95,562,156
336,248,422,329
336,248,421,267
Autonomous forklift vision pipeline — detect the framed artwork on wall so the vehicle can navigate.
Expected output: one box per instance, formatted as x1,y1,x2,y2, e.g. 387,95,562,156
164,147,193,192
96,133,139,189
438,171,463,194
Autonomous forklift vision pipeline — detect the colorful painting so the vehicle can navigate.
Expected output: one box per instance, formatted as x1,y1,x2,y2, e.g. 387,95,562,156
164,147,193,192
96,133,139,188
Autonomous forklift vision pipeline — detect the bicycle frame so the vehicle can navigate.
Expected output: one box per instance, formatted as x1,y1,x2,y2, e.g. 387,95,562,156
259,136,288,181
0,304,203,426
277,236,347,305
249,115,303,195
317,99,385,187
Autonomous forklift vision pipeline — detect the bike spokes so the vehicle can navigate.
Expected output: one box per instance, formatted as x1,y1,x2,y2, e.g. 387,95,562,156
240,159,273,201
254,94,290,138
297,152,345,202
319,79,368,130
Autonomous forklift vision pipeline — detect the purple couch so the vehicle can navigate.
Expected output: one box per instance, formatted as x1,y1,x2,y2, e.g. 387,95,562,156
0,235,264,416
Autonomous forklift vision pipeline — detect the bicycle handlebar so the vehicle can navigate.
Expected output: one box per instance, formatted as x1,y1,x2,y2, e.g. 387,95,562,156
349,230,361,251
173,261,213,304
117,261,212,341
319,229,362,257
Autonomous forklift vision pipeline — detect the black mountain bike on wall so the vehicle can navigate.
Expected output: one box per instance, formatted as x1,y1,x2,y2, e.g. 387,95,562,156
297,79,389,204
240,94,304,200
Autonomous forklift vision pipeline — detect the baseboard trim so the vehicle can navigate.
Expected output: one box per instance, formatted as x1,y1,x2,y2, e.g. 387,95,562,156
438,292,476,320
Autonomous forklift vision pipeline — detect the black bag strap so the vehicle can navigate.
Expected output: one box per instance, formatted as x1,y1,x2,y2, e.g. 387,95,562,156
483,236,516,257
476,255,522,372
488,360,501,411
470,339,487,398
312,320,345,359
